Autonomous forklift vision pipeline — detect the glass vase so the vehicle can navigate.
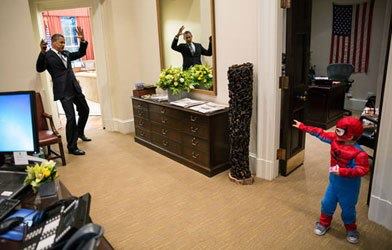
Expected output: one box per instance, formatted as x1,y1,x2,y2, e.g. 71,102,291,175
168,90,190,102
37,181,57,197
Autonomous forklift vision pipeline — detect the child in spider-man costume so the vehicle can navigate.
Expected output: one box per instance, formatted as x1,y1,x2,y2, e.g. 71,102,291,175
293,117,369,244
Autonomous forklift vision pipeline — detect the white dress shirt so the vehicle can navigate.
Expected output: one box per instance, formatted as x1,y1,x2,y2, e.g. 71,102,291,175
51,48,67,68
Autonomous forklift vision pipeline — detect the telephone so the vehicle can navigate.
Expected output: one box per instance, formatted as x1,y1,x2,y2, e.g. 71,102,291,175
63,223,103,250
22,193,94,250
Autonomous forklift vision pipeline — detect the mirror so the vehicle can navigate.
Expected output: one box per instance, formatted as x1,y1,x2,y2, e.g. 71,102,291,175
156,0,217,95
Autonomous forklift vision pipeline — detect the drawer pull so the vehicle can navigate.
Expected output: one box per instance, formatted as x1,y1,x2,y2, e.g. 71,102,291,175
162,140,168,147
191,137,199,146
161,128,168,135
192,151,199,159
160,108,166,114
161,117,167,124
190,115,197,122
190,126,199,133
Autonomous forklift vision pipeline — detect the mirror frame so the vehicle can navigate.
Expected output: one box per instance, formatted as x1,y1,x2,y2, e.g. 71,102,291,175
156,0,217,96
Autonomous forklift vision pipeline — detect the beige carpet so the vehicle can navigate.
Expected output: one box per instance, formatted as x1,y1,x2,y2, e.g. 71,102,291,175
54,121,392,249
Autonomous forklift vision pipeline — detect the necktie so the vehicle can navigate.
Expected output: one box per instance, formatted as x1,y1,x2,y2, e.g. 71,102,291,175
189,44,195,55
58,52,67,68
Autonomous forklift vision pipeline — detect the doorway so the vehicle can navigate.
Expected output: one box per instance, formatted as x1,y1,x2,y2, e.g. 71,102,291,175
280,0,391,201
29,0,113,135
40,8,103,132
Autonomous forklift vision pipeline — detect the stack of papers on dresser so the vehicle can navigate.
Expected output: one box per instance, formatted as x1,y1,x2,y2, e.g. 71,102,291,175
170,98,205,108
189,102,228,113
149,94,168,102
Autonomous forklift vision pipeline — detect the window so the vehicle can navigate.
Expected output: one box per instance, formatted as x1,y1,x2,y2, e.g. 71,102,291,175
60,16,82,67
60,16,78,52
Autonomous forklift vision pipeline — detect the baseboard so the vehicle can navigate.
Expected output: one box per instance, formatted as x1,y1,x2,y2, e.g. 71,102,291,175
112,118,134,134
369,194,392,230
344,98,366,111
249,153,278,180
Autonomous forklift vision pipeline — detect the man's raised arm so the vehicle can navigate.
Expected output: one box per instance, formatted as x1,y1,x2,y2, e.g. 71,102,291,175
68,26,88,61
36,39,47,72
171,25,184,52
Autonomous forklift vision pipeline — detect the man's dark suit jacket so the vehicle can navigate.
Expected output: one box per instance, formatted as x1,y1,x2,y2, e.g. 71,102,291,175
36,41,88,101
171,38,212,70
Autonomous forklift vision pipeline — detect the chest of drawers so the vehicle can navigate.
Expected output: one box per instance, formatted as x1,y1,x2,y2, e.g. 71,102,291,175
132,97,229,177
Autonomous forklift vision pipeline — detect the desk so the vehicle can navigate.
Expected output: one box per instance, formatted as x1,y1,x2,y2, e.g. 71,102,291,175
305,83,347,129
0,181,114,250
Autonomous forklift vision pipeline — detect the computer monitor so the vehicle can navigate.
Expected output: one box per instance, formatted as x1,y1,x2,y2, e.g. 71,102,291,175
0,91,39,153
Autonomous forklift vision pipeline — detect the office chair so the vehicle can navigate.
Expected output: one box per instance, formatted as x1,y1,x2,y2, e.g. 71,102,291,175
35,93,66,166
357,116,378,158
327,63,354,115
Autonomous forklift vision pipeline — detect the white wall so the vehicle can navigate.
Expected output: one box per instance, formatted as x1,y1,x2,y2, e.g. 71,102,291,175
311,0,389,109
369,38,392,230
0,0,40,92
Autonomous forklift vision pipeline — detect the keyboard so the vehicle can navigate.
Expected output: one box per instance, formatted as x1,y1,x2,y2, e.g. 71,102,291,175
0,198,20,222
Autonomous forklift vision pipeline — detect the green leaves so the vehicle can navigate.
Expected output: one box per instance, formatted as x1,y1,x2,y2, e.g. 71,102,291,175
156,64,213,94
187,64,213,90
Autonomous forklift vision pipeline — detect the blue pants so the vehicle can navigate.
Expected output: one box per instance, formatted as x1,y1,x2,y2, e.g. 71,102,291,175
320,181,360,225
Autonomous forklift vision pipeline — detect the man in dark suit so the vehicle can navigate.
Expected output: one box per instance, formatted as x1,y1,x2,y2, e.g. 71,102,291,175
171,26,212,70
36,27,91,156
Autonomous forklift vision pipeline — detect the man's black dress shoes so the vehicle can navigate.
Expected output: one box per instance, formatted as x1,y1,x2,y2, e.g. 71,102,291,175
68,148,86,155
79,135,92,141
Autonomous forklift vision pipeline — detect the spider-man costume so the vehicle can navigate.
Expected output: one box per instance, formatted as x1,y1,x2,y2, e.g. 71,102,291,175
298,117,369,231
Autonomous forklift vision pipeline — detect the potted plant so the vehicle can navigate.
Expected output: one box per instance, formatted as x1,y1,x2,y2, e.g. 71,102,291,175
24,160,58,197
156,67,196,101
187,64,213,90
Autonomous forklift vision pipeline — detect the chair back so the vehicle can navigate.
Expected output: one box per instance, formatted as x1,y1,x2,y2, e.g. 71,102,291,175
327,63,354,81
35,92,49,131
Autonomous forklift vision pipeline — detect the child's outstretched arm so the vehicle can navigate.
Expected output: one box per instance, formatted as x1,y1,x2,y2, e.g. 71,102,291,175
338,151,370,177
292,120,336,144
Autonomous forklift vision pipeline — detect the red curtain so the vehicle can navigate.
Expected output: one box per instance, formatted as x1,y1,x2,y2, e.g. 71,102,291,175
76,16,94,60
43,14,62,36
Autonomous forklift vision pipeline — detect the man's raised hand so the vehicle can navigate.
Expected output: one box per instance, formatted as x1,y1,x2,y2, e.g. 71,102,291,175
40,39,48,53
76,26,85,41
177,26,185,37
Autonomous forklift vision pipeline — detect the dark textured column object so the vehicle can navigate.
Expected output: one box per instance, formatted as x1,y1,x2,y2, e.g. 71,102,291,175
227,62,253,182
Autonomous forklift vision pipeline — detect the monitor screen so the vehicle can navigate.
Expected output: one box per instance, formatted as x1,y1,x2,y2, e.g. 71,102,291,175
0,91,38,153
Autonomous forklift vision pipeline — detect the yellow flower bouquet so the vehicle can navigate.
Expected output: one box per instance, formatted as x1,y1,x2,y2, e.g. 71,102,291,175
186,64,213,90
156,67,196,95
24,160,58,192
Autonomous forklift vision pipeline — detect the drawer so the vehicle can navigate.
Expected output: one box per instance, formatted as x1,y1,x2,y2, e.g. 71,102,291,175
135,128,151,141
134,116,150,131
185,113,208,125
149,104,184,119
133,99,148,110
133,108,149,119
151,122,181,143
183,147,209,166
182,134,209,153
151,132,181,155
183,122,209,140
150,112,182,130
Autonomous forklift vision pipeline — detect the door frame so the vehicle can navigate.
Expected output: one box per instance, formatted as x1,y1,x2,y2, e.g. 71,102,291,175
28,0,113,131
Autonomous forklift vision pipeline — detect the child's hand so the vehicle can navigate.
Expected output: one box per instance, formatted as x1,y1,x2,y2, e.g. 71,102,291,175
329,165,340,175
292,120,302,129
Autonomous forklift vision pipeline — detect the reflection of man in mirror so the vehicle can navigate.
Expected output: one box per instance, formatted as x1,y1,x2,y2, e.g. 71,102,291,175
171,26,212,70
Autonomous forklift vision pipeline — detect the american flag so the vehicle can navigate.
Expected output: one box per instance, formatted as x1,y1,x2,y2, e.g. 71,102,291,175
329,1,374,73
